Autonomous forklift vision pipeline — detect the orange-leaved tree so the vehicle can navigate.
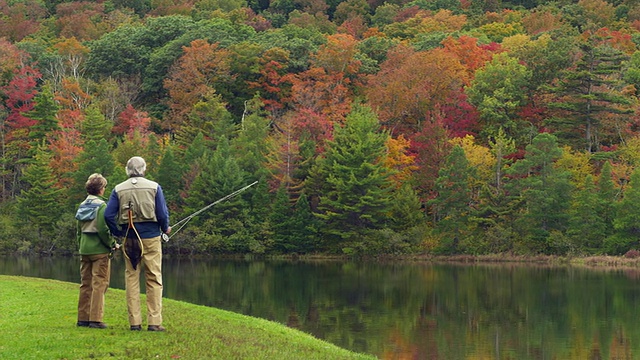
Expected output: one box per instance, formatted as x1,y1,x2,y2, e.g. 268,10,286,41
441,35,500,78
164,39,232,132
366,44,468,135
247,47,291,118
285,34,362,125
383,135,417,188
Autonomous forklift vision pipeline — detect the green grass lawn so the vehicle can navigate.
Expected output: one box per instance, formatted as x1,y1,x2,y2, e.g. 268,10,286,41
0,275,376,360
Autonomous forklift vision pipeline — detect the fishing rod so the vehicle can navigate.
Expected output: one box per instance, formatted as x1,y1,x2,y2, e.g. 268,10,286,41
163,181,258,241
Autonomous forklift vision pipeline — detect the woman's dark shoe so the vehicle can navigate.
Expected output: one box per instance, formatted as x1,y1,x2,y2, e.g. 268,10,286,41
89,322,107,329
77,321,90,327
130,325,142,331
147,325,166,332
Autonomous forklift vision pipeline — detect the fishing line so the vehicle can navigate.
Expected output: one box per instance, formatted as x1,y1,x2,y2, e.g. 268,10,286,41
163,181,258,241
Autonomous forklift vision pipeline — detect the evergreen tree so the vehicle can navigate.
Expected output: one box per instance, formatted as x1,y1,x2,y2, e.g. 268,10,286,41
468,128,518,254
185,138,252,253
606,167,640,254
111,130,148,167
429,145,473,254
247,178,272,248
70,138,115,206
308,103,395,252
143,133,162,179
25,85,60,154
567,175,607,254
469,182,519,254
174,94,236,151
292,133,318,203
179,132,211,219
507,133,573,253
154,146,183,212
289,193,319,253
182,132,210,165
270,186,319,254
597,161,616,240
270,185,294,253
81,104,111,143
388,183,424,231
232,98,272,247
16,146,64,249
233,97,270,177
548,39,633,152
488,127,515,192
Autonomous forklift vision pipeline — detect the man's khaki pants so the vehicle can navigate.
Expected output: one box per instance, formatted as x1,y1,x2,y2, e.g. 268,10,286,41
124,236,163,326
78,253,111,322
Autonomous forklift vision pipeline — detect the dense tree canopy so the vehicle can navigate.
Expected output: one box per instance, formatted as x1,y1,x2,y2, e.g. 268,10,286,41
3,0,640,256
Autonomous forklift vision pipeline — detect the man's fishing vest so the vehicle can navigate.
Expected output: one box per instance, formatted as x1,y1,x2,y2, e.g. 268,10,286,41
115,177,158,225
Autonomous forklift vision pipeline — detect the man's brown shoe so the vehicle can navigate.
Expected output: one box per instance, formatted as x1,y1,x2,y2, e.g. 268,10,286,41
130,325,142,331
77,321,90,327
148,325,166,332
89,322,107,329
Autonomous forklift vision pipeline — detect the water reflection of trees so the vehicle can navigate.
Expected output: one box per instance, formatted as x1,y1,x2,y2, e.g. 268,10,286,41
161,260,640,359
3,258,640,359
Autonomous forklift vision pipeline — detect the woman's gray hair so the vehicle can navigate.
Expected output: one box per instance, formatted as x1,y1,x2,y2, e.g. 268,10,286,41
126,156,147,177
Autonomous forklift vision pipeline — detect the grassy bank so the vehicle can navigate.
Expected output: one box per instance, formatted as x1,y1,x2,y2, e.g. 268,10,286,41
0,275,375,360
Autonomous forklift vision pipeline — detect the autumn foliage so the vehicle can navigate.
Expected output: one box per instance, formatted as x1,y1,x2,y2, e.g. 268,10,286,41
2,0,640,257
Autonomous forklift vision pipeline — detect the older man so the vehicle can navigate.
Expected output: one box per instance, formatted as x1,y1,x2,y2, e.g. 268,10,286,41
105,156,171,332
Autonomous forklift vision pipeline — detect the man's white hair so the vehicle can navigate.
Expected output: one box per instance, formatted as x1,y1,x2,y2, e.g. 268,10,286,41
126,156,146,177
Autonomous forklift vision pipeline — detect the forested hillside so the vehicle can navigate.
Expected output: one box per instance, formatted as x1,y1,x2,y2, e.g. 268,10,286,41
2,0,640,256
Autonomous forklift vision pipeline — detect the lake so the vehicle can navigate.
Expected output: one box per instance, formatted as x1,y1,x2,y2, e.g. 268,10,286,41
2,256,640,359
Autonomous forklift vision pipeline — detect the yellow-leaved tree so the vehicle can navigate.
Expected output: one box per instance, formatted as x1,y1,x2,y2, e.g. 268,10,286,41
449,135,495,200
383,135,417,188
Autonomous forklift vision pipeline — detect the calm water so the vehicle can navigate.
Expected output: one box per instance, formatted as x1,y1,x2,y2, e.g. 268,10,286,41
2,256,640,359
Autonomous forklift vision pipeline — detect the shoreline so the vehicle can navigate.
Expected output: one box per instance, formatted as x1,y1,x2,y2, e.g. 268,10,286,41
265,253,640,269
9,252,640,269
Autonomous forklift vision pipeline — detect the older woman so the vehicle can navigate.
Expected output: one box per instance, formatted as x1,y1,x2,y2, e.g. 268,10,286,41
76,173,118,329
